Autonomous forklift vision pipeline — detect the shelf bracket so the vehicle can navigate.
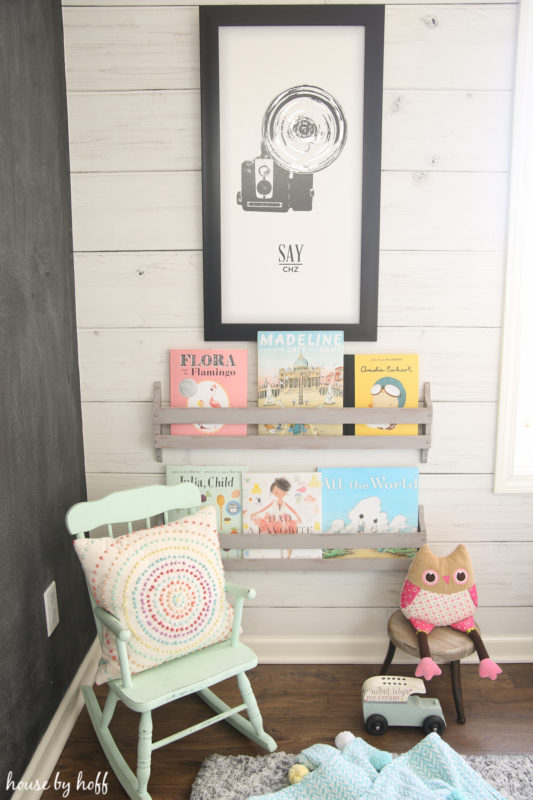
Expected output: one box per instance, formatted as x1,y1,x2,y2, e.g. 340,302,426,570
153,381,163,462
421,382,433,464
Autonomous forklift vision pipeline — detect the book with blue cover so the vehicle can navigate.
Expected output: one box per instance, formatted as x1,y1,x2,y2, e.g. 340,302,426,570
319,467,419,559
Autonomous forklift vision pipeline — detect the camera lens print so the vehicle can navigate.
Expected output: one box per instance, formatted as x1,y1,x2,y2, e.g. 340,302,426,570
237,84,347,213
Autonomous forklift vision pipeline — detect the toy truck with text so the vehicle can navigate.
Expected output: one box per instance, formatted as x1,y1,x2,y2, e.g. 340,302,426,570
362,675,446,735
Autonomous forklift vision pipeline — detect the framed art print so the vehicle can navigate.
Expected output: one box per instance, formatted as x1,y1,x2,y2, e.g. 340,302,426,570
200,5,384,341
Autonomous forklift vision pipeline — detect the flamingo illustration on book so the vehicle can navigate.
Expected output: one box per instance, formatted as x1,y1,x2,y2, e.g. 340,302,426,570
197,386,219,431
198,383,223,431
209,384,222,408
190,381,228,433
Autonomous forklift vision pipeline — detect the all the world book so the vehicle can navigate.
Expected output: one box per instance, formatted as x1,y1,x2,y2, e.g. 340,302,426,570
169,348,247,436
319,467,419,559
257,330,344,436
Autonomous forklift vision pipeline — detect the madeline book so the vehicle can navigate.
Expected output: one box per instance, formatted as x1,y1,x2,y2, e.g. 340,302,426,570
242,472,323,559
166,465,245,559
319,467,419,560
169,348,247,436
354,353,419,436
257,330,344,436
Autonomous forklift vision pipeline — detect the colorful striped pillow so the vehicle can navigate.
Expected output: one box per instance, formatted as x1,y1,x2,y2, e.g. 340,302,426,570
74,505,233,684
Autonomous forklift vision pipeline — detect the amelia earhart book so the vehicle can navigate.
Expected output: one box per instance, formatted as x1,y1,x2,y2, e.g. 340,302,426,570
354,353,419,436
257,330,344,435
169,348,247,436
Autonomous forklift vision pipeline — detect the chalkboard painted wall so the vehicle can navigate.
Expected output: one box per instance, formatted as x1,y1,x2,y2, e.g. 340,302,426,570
0,1,94,793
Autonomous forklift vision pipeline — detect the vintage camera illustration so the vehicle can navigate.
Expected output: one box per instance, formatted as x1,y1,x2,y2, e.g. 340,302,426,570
237,85,347,213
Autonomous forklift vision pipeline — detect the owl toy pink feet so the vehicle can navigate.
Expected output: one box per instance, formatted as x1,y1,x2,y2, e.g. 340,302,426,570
415,657,442,681
479,658,502,680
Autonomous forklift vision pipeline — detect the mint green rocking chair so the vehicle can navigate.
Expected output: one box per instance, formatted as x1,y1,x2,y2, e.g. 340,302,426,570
66,483,276,800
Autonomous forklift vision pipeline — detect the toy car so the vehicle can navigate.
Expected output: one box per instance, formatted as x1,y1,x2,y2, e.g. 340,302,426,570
362,675,446,735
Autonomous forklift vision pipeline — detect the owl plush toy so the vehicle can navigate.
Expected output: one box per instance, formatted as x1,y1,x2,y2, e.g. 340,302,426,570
401,544,502,681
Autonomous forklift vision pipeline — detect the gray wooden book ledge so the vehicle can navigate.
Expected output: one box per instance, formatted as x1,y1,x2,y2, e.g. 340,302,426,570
219,506,426,572
152,381,432,463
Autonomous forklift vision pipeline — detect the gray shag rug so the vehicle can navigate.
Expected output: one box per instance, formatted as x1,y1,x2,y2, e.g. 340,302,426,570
189,750,533,800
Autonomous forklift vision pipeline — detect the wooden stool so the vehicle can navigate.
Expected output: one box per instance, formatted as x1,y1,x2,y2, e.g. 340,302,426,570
380,610,476,724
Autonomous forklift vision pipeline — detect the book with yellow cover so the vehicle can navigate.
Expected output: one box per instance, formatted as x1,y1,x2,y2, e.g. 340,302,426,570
354,354,418,435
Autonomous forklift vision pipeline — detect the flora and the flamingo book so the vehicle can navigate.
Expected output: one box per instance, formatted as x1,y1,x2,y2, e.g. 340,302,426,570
169,349,247,436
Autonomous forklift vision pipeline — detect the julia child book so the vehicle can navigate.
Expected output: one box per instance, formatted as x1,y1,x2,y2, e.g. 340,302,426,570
166,465,245,559
257,330,344,436
354,354,419,436
319,467,419,559
169,348,247,436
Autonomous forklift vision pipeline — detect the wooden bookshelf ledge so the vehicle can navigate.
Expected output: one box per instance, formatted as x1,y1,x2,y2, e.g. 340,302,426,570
152,381,433,462
220,506,427,571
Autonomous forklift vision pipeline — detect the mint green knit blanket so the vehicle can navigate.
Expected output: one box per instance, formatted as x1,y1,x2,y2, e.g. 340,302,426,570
248,734,507,800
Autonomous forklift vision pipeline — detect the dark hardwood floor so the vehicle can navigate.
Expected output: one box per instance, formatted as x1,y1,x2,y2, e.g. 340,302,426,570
43,663,533,800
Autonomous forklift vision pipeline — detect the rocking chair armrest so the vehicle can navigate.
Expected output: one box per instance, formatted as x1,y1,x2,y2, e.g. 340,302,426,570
224,581,256,601
94,606,131,642
93,607,133,688
224,582,256,647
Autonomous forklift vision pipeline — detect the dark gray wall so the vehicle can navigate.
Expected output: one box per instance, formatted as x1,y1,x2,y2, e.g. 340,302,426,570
0,1,95,793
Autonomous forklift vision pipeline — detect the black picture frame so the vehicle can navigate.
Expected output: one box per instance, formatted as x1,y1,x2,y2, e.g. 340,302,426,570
200,4,384,342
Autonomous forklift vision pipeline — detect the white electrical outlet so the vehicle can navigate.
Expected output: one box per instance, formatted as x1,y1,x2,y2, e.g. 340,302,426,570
44,581,59,636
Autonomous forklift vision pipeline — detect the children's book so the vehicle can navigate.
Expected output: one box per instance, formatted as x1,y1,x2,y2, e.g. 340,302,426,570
166,465,245,559
342,353,355,436
319,467,419,559
354,354,418,436
257,331,344,436
242,472,323,559
169,348,247,436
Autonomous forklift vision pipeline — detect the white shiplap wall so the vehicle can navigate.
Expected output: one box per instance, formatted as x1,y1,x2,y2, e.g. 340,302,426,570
62,0,533,663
